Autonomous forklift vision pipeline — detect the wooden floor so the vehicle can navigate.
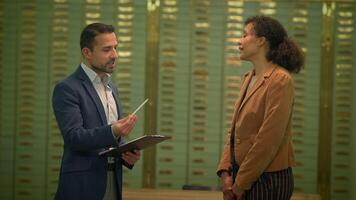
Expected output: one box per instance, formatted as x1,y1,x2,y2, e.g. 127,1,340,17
123,188,320,200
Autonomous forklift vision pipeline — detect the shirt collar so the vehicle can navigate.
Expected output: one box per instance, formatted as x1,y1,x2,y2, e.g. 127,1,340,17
81,62,112,85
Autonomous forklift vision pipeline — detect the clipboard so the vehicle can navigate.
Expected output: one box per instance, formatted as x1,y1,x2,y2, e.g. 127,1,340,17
98,135,170,156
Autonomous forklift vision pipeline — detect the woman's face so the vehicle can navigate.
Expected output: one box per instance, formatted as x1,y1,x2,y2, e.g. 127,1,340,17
237,23,263,61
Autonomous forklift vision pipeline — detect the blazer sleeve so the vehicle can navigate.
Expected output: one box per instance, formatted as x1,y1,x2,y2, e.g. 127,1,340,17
52,81,118,151
217,128,232,174
235,73,294,190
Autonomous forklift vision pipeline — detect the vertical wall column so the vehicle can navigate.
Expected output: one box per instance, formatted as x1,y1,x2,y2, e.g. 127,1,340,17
352,32,356,200
352,4,356,196
116,0,147,189
143,0,160,188
47,0,69,198
219,0,244,177
331,2,355,200
0,0,17,199
283,2,322,194
155,0,191,189
318,2,335,200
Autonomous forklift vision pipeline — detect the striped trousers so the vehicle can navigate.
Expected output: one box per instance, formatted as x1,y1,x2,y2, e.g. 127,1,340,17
244,167,294,200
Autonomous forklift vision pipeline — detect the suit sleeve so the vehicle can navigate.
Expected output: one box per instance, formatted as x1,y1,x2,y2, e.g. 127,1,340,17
236,74,294,190
52,81,118,151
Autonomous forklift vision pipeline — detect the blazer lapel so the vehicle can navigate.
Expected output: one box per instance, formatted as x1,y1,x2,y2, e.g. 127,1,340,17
230,72,252,125
83,81,107,124
109,82,122,119
239,78,265,112
75,66,107,125
238,65,277,114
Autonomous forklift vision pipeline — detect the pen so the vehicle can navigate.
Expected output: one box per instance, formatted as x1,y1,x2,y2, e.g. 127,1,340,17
132,98,149,115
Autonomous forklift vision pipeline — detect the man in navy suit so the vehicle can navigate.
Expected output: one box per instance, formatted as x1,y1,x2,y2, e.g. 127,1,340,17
52,23,141,200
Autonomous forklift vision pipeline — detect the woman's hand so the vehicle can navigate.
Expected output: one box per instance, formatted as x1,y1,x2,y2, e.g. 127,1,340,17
221,172,236,200
232,183,244,200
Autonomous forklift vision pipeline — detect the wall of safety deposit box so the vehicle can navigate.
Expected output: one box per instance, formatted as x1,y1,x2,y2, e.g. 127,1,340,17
0,0,355,200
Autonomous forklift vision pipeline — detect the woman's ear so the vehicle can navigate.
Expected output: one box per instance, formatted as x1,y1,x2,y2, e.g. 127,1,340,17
257,36,267,47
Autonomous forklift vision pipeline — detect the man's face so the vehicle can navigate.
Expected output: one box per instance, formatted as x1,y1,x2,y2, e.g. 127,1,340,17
83,32,118,75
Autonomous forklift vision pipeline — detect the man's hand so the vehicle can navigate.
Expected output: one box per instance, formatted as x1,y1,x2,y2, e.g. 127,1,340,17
221,172,236,200
122,150,141,165
112,115,138,137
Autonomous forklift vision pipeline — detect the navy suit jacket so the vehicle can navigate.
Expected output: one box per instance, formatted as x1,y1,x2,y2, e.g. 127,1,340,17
52,66,127,200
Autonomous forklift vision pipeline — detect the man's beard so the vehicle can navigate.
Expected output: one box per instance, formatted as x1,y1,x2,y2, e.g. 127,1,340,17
92,59,116,74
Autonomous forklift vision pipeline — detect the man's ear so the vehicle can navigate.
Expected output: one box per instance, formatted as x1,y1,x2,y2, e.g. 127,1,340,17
82,47,92,59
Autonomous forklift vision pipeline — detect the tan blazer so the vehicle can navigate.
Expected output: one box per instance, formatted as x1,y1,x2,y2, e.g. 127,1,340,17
217,65,296,191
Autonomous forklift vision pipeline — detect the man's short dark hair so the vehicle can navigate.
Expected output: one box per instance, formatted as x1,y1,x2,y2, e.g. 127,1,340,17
80,23,115,50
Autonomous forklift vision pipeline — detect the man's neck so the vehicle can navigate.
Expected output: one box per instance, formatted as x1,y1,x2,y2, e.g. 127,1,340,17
82,60,105,77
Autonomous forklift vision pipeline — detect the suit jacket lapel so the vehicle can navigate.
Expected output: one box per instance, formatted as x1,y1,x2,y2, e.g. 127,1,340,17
109,82,122,119
75,66,107,125
83,81,108,124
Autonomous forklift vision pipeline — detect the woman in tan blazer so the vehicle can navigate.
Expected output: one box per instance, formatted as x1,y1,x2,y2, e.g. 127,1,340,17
217,15,304,200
